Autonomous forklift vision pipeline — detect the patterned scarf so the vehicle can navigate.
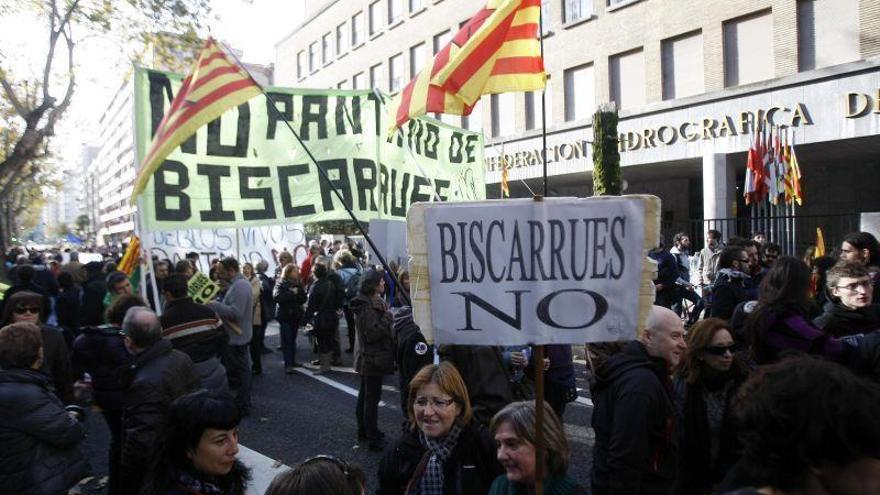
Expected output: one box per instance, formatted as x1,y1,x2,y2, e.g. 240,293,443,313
411,422,464,495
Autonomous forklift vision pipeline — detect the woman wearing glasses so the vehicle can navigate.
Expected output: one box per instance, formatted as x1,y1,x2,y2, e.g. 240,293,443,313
1,291,74,404
673,318,748,494
377,361,501,495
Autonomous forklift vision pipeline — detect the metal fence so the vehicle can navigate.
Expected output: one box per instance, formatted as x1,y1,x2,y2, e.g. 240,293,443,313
689,210,861,257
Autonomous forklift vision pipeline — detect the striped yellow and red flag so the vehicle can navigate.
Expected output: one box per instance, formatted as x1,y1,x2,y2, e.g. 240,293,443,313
117,236,141,277
388,0,545,133
131,38,261,200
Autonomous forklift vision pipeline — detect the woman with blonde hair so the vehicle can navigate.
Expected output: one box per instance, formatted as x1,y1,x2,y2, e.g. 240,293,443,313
377,362,501,494
488,401,586,494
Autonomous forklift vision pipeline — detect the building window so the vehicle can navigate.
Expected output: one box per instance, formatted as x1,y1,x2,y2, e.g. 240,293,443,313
797,0,859,72
564,63,595,121
336,23,348,55
352,12,365,46
409,42,427,78
321,33,332,65
389,53,404,92
491,93,515,137
369,1,383,35
723,10,773,87
389,0,404,24
433,29,451,54
609,48,645,110
308,42,318,72
541,0,552,36
296,50,304,79
409,0,424,13
370,63,383,90
563,0,591,23
661,30,704,100
353,72,365,89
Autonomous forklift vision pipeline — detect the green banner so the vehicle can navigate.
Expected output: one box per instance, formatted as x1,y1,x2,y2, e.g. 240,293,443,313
133,68,486,231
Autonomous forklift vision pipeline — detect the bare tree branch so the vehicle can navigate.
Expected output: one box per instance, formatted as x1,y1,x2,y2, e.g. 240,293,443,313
0,75,28,118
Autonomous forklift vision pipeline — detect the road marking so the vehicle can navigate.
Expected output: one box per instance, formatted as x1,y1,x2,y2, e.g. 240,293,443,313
238,444,288,494
294,366,392,408
574,396,593,407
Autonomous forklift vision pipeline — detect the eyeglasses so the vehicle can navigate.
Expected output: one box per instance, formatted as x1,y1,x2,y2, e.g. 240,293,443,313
302,454,351,475
13,306,40,315
836,280,873,292
704,344,738,356
413,397,455,410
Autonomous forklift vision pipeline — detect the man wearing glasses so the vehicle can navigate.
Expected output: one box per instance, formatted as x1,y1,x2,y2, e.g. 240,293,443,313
813,261,880,337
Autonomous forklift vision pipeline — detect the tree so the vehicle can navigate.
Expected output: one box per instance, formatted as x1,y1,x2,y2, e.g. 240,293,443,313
592,103,622,196
0,0,210,251
304,220,365,238
75,213,89,236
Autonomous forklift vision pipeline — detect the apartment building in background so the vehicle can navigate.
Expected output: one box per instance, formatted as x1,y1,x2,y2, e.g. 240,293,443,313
276,0,880,251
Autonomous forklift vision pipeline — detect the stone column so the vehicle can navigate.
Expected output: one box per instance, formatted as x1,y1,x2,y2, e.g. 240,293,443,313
702,152,736,239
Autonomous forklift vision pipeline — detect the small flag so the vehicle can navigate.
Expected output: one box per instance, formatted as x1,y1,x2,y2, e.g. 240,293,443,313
744,129,765,205
131,38,261,200
118,236,141,277
387,0,545,133
815,227,826,258
500,155,510,197
786,135,803,206
763,128,779,204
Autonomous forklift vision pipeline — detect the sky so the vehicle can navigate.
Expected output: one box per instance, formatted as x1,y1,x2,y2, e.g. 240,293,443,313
0,0,304,172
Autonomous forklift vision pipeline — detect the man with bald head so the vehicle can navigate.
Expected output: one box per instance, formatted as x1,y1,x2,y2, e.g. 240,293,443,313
590,306,687,495
117,307,199,493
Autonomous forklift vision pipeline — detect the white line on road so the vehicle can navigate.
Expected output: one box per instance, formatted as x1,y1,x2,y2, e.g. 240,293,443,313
574,396,594,407
293,366,392,408
238,444,288,494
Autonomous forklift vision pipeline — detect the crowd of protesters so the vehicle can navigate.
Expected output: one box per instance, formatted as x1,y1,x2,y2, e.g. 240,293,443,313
1,229,880,495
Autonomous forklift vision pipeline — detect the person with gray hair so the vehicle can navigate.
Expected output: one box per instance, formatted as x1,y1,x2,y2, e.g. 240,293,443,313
118,306,200,492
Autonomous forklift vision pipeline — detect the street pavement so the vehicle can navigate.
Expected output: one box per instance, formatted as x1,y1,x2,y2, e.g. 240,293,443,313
82,320,595,493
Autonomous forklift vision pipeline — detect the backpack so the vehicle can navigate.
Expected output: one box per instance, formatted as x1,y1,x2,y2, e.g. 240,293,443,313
343,267,362,303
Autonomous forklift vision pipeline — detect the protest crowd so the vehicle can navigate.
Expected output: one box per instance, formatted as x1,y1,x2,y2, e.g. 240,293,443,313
1,229,880,495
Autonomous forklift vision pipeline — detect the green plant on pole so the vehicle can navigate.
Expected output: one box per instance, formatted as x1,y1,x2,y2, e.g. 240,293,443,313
592,102,622,196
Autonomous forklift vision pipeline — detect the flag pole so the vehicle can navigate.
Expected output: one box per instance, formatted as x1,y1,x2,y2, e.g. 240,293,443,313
219,41,410,305
539,6,549,198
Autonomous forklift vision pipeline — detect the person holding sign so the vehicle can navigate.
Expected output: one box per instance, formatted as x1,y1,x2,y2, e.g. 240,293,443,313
488,401,587,495
590,306,686,495
376,362,500,494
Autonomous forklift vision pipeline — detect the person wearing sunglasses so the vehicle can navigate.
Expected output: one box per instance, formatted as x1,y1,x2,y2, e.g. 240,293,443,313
1,290,74,405
709,247,754,321
673,318,749,495
266,455,366,495
377,362,502,495
140,391,251,495
814,261,880,338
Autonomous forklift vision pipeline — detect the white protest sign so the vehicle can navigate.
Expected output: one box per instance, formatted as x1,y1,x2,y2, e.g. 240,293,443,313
408,196,660,345
149,224,306,274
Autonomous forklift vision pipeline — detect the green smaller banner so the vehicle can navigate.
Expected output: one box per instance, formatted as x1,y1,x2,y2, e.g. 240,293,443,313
188,271,221,304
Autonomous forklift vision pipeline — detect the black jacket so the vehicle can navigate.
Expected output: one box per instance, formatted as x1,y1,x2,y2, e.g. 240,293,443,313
393,307,432,410
672,371,746,495
304,273,344,330
812,301,880,337
160,297,228,363
710,270,751,321
273,280,307,324
590,341,677,495
376,421,502,495
350,293,395,376
39,325,75,405
257,272,275,322
72,324,132,412
0,368,88,495
81,274,107,326
439,345,513,427
118,339,200,493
